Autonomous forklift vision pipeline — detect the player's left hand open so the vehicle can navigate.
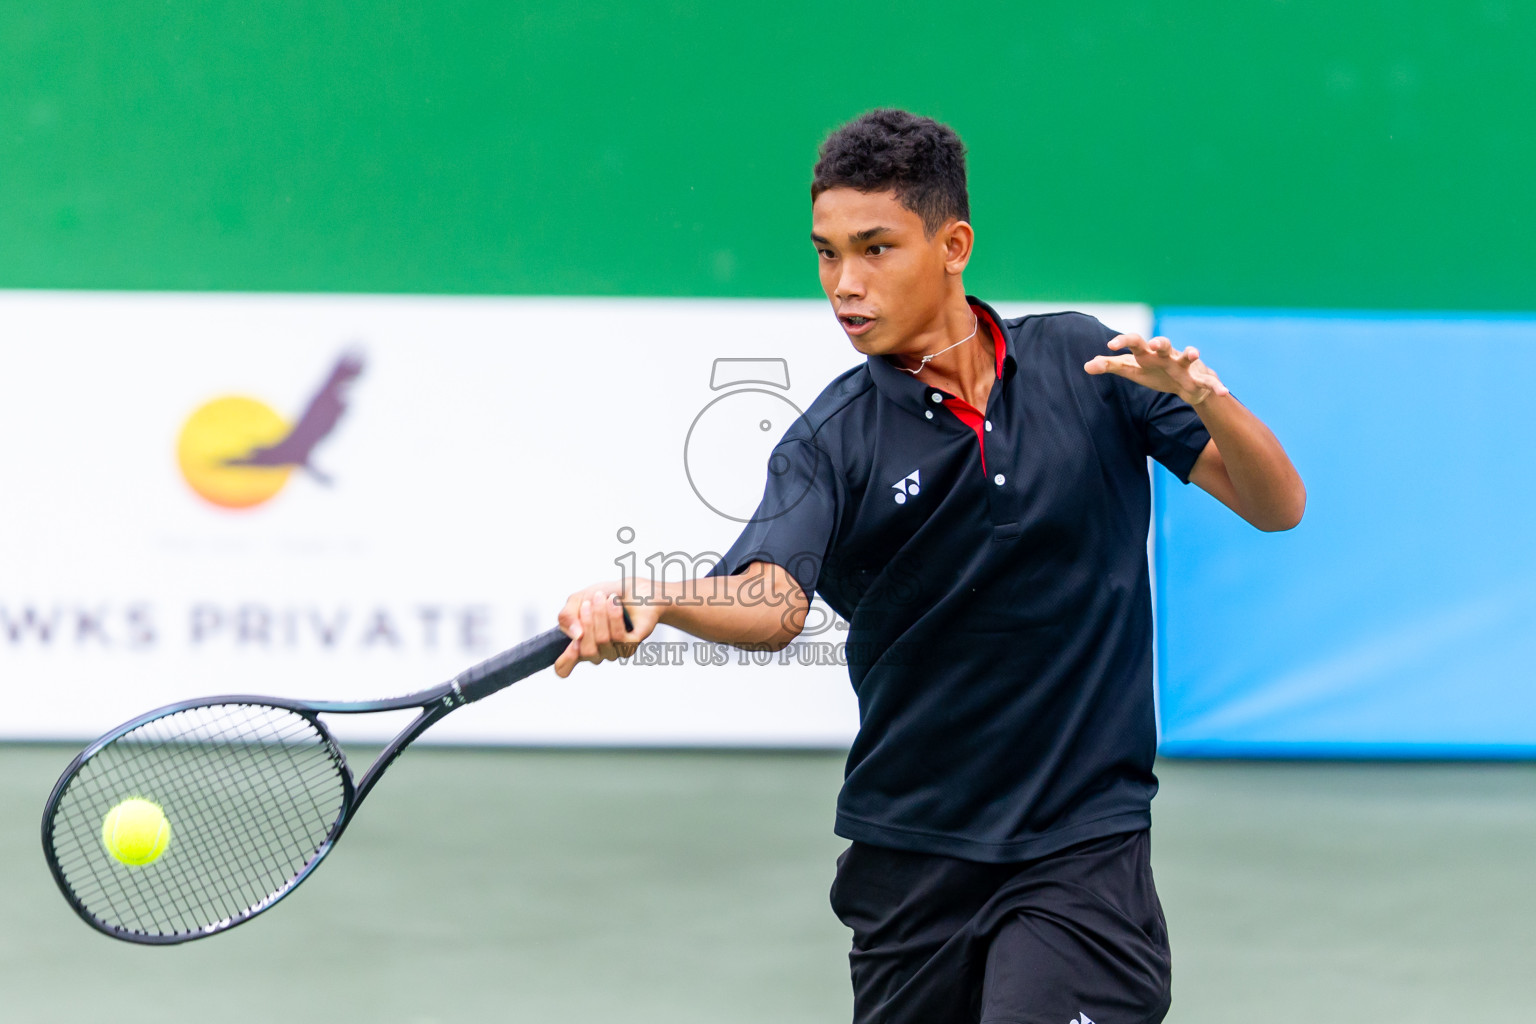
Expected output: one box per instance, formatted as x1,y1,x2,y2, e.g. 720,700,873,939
1084,333,1231,407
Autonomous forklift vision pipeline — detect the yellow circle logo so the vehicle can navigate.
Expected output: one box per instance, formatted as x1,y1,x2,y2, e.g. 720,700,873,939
176,396,295,509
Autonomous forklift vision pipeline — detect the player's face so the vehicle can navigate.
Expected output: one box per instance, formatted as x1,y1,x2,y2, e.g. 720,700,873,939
811,187,965,355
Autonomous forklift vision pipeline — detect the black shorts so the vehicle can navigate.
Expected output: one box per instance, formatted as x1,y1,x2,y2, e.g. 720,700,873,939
828,829,1171,1024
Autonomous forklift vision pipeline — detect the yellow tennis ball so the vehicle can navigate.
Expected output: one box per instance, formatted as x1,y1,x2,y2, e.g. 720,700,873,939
101,798,172,866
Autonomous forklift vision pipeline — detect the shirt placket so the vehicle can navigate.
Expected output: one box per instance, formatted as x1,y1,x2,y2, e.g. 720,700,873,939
980,372,1020,531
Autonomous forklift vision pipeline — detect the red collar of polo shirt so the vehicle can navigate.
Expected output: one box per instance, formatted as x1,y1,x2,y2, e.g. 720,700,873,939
940,303,1005,473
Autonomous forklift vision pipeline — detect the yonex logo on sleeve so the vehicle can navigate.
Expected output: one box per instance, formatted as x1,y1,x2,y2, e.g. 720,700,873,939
1069,1013,1096,1024
892,469,921,504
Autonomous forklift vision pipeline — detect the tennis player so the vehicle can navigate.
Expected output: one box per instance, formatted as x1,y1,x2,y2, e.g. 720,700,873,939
554,108,1305,1024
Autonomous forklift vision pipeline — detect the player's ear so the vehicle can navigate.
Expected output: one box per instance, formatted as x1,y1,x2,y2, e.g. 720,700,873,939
940,219,974,276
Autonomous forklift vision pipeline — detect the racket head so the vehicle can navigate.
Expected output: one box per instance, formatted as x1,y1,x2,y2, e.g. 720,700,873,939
42,698,356,944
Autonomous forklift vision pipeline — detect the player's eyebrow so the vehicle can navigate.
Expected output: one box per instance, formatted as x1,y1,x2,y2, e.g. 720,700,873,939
849,226,893,242
810,226,894,246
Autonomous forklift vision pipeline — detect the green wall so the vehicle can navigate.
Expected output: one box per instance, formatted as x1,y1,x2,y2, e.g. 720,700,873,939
3,2,1531,308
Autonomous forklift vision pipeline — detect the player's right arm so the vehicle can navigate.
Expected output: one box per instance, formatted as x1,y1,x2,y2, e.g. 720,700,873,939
552,560,809,678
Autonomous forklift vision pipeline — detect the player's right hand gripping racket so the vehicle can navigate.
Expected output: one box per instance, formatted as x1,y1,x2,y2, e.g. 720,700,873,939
41,614,622,945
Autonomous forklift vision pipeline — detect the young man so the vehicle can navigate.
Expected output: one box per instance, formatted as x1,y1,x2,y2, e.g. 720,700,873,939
553,109,1304,1024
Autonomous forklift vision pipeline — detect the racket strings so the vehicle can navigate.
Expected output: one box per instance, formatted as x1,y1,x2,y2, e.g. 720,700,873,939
136,705,346,930
54,705,345,936
46,703,349,939
52,708,287,934
102,715,332,927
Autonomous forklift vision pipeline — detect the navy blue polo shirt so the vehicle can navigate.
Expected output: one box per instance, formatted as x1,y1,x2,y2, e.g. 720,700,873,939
707,298,1212,862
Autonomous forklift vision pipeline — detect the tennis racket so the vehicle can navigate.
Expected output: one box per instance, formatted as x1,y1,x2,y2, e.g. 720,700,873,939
41,611,626,945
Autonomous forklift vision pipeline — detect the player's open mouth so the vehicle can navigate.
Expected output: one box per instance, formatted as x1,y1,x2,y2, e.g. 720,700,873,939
839,315,876,335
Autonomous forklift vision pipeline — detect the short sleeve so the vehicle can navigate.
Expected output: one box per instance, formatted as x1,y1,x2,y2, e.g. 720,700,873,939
705,438,839,597
1132,388,1213,483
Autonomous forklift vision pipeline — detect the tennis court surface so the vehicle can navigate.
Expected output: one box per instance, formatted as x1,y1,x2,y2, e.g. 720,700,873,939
5,745,1533,1022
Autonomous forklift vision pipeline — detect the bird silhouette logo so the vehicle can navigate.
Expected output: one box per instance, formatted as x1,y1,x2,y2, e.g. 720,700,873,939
176,351,365,510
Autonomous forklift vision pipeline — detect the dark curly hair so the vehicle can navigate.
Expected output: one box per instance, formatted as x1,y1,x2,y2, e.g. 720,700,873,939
810,109,969,235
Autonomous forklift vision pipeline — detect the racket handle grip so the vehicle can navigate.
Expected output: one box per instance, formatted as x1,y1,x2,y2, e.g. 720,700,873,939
453,605,635,704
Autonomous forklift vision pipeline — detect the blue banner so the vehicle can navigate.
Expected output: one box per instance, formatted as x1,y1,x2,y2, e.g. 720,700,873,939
1154,310,1536,757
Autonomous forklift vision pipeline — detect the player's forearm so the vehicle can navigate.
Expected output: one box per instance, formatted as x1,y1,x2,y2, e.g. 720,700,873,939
641,562,807,650
1192,392,1306,531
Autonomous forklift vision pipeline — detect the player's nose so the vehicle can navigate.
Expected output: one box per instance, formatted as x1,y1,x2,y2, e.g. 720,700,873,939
835,266,866,301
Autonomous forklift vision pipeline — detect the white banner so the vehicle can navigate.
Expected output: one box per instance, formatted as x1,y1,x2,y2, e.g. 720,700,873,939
0,291,1150,744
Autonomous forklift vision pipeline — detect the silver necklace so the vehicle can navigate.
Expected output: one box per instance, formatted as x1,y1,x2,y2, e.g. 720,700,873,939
895,315,979,375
